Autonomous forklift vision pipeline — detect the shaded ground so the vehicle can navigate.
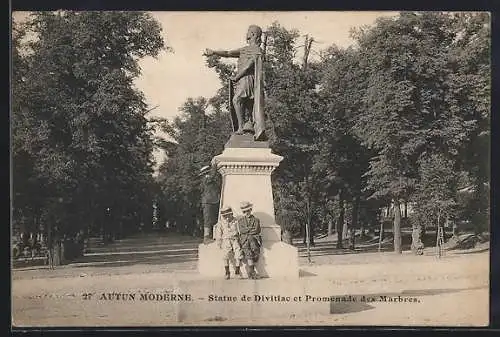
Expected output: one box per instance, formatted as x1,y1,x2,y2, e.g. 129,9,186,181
13,231,489,279
11,232,489,326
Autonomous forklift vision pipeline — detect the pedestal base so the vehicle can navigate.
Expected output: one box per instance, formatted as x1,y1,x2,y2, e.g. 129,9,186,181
175,278,328,323
198,241,299,279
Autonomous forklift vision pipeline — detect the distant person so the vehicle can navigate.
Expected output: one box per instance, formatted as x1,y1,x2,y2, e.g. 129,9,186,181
237,201,262,279
214,206,243,280
200,165,220,243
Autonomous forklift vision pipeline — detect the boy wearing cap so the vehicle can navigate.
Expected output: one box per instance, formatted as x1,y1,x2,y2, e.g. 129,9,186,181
238,201,262,279
214,206,243,279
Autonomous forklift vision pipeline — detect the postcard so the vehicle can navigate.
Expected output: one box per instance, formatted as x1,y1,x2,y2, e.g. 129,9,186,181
11,10,490,327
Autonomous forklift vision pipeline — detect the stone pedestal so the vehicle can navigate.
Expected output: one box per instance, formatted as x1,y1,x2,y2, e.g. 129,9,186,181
198,241,299,278
198,134,299,279
175,278,329,323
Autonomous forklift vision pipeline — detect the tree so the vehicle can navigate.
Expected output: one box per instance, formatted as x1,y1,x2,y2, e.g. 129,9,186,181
348,13,449,253
157,97,231,236
156,13,490,256
412,154,458,242
263,24,325,247
446,13,490,234
316,45,372,248
12,11,166,262
346,12,491,253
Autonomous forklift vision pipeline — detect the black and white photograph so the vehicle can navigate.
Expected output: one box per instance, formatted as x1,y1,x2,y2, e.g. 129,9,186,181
11,11,490,326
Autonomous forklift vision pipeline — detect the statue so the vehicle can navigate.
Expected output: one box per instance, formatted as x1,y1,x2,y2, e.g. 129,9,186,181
204,25,267,141
200,165,220,242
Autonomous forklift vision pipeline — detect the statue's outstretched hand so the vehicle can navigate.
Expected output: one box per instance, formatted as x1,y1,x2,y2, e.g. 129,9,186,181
203,48,214,57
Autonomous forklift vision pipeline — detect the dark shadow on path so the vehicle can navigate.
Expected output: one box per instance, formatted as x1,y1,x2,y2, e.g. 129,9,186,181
299,270,317,277
69,252,198,269
399,286,487,296
328,285,487,315
449,247,490,255
330,301,375,314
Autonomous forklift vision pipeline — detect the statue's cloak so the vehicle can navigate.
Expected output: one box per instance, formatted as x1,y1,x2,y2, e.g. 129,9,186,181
253,54,266,141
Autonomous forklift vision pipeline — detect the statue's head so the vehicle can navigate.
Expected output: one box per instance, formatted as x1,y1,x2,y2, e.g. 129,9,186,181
246,25,262,45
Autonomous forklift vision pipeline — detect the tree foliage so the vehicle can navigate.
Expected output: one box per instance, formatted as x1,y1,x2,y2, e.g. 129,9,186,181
24,11,484,255
156,13,489,252
12,11,166,243
156,98,231,234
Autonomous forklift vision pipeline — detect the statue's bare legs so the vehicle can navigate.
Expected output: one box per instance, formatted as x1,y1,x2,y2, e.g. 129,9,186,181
232,94,245,134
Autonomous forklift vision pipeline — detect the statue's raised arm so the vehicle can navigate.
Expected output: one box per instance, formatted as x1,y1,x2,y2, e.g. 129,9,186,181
203,48,241,58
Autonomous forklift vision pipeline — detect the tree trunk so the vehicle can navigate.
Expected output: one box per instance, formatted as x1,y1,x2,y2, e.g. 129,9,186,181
352,195,360,230
473,180,487,235
102,211,107,244
305,197,312,263
417,222,425,251
262,32,268,57
411,221,424,255
309,220,315,246
50,240,64,266
47,221,53,268
378,218,384,252
327,220,333,236
302,35,313,70
452,222,459,238
393,200,402,254
336,194,345,249
282,229,293,244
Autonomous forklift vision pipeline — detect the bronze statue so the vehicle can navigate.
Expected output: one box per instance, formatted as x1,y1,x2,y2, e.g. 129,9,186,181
204,25,266,141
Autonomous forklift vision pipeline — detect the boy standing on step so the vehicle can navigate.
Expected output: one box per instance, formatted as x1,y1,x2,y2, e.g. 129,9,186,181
214,206,243,279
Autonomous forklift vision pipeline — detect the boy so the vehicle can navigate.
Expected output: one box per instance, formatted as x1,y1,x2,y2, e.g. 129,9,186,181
214,206,243,279
237,201,262,279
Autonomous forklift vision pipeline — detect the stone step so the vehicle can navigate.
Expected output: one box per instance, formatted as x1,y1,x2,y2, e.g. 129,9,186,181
175,278,328,322
198,241,299,279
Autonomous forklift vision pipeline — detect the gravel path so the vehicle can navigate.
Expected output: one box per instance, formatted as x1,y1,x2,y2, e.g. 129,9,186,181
12,250,489,327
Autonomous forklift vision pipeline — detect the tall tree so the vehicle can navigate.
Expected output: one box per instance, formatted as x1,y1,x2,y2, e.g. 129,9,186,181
263,23,325,246
12,11,166,261
446,13,490,234
316,45,372,248
157,97,231,235
351,13,458,253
